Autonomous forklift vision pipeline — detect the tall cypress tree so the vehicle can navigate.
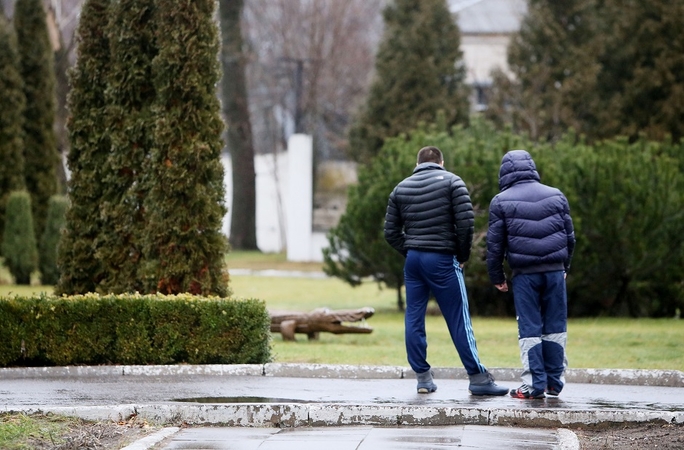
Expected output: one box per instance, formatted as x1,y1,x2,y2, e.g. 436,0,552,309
140,0,229,296
55,0,112,295
97,0,157,294
0,13,26,243
13,0,59,240
347,0,469,163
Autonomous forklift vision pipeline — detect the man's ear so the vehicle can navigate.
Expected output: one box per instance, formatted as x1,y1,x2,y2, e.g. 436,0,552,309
440,160,445,166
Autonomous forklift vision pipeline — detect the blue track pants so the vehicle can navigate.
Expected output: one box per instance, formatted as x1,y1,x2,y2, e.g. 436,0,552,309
511,271,568,393
404,250,487,375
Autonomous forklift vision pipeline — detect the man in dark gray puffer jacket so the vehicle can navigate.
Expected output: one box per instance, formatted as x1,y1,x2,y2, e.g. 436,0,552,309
486,150,575,399
385,146,508,396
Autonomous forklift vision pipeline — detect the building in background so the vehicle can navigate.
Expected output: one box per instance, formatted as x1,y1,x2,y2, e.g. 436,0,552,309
449,0,527,111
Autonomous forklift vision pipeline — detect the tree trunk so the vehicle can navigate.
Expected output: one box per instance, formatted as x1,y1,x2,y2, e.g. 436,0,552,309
219,0,257,249
396,285,405,312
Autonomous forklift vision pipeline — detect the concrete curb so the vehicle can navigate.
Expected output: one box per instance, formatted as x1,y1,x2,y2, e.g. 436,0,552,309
17,403,684,428
2,363,682,387
120,427,180,450
556,428,580,450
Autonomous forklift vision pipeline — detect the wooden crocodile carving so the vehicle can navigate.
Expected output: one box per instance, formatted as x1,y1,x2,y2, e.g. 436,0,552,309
269,307,374,341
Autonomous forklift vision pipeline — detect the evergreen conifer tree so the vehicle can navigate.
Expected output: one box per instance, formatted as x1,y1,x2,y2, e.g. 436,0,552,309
13,0,60,240
490,0,684,144
347,0,469,162
323,136,414,310
0,14,26,243
39,194,67,285
140,0,229,296
1,191,37,285
595,0,684,142
487,0,600,142
97,0,157,294
55,0,112,295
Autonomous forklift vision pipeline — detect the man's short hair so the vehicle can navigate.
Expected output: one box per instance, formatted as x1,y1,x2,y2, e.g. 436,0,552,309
417,146,443,164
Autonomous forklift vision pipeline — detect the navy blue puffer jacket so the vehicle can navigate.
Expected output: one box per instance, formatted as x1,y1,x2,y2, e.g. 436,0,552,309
486,150,575,285
385,163,474,263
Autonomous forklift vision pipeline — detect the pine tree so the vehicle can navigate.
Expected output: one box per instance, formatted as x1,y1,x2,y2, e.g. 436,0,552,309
140,0,229,296
487,0,600,142
0,14,26,243
13,0,60,241
1,191,37,285
595,0,684,142
490,0,684,144
55,0,112,295
39,194,67,285
347,0,469,162
97,0,157,294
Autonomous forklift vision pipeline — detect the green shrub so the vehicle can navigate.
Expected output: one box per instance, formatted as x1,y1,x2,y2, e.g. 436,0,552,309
0,293,271,366
1,191,37,285
39,195,67,285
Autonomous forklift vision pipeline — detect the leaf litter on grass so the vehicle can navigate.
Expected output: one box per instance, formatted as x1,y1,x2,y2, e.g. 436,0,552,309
0,412,160,450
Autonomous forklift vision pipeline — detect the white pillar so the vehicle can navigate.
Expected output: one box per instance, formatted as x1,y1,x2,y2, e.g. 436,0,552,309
286,134,313,262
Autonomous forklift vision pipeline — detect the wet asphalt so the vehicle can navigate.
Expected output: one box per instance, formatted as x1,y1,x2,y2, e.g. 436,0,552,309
1,363,683,449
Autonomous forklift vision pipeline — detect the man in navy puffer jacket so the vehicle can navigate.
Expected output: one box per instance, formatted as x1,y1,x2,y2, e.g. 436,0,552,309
385,146,508,396
486,150,575,399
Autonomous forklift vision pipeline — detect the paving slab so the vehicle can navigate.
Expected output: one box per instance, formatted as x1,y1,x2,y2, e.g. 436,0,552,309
157,425,563,450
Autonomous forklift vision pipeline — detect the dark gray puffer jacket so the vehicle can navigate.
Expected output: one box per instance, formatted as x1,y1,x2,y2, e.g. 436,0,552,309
384,162,474,263
486,150,575,285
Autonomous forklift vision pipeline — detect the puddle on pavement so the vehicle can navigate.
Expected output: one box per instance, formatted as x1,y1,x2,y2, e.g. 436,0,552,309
173,396,312,404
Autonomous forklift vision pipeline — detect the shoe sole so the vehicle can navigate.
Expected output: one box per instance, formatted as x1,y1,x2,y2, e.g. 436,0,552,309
510,394,546,399
417,388,436,394
510,391,545,399
468,389,508,396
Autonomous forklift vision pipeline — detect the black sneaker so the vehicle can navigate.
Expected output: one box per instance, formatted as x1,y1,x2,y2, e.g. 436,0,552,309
546,386,561,397
510,385,545,399
468,372,508,396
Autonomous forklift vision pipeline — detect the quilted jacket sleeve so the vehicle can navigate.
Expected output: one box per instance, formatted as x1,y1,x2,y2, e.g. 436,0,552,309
384,188,406,256
486,196,507,285
450,177,474,263
562,195,576,271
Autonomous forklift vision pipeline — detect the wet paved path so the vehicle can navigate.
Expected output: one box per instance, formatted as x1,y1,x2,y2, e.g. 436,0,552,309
2,364,681,449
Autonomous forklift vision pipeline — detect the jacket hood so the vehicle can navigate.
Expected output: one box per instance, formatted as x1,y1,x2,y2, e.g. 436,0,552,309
498,150,540,191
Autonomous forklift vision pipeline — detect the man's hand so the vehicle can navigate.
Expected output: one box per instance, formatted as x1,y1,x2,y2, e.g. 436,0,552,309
495,282,508,292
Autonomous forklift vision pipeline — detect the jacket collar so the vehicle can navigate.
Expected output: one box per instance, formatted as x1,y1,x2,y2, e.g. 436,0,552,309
413,162,445,174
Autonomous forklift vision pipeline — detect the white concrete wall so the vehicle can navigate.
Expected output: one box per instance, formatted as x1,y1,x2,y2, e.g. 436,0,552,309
286,134,314,262
221,134,329,262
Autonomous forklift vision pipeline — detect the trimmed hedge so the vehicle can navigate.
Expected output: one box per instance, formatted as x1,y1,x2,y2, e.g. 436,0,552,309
0,293,271,367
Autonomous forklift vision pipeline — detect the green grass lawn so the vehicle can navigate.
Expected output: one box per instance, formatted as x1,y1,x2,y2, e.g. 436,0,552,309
1,252,682,371
228,270,684,372
0,413,78,449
